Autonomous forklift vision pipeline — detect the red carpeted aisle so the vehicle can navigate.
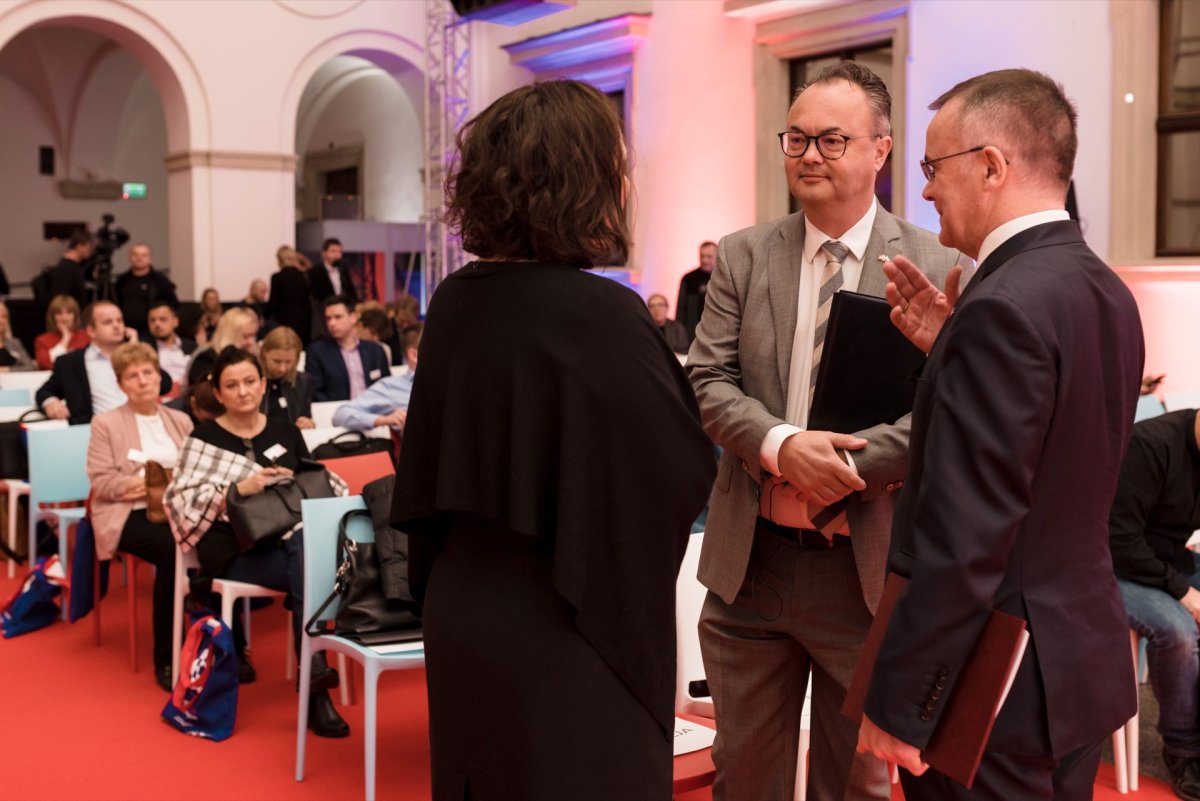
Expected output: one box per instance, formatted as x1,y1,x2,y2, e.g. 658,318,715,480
0,568,1178,800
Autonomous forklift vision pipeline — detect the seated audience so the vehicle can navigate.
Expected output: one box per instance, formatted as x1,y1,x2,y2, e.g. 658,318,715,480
1110,408,1200,801
36,301,171,425
259,326,314,429
355,305,394,364
86,343,193,691
386,295,420,366
0,301,35,372
197,288,223,342
114,243,178,341
34,294,90,369
332,323,421,432
184,306,260,393
164,346,349,738
266,246,312,347
646,293,689,355
147,301,196,386
305,294,387,402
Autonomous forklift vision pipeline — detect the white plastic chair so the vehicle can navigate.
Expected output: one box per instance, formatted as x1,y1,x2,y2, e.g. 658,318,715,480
0,370,51,393
1112,629,1141,794
675,531,713,718
297,496,424,801
309,402,343,430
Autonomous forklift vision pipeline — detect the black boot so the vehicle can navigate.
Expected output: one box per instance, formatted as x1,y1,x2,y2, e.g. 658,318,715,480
155,664,173,693
238,650,257,684
308,690,349,738
1164,752,1200,801
301,652,339,694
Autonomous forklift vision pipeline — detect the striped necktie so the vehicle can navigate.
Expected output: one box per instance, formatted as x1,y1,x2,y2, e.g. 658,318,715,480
810,240,850,538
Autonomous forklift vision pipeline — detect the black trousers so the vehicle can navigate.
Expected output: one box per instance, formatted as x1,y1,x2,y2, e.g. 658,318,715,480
899,739,1102,801
116,510,177,670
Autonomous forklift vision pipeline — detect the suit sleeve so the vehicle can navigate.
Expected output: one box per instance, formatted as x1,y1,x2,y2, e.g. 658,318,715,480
35,360,67,410
687,237,783,473
864,294,1055,748
306,345,330,402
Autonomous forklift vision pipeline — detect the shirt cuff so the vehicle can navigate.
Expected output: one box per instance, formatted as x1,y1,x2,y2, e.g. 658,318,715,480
760,423,804,477
842,448,859,475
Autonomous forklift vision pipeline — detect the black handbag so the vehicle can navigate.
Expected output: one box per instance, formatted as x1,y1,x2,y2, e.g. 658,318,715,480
310,430,392,460
304,509,422,645
226,460,335,553
0,409,47,481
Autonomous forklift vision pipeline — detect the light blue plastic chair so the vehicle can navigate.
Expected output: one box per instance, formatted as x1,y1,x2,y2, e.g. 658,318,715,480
297,496,424,801
0,388,33,406
1134,394,1166,422
27,424,91,618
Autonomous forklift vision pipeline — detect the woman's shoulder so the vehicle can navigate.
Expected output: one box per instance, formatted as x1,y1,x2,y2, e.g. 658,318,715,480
158,404,195,434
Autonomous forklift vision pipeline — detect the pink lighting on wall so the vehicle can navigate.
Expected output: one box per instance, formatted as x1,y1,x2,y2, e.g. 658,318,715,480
1120,266,1200,397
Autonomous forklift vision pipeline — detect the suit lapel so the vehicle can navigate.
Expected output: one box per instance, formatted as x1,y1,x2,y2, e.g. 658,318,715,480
858,208,902,299
768,215,805,391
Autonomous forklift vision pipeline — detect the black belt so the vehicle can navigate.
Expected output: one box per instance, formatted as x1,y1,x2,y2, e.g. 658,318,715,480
756,517,851,550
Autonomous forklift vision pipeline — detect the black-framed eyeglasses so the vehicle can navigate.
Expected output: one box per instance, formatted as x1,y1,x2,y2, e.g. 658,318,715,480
776,130,880,160
919,146,986,181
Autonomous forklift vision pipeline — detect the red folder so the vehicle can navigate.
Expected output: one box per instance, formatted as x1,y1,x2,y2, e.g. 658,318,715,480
841,573,1029,789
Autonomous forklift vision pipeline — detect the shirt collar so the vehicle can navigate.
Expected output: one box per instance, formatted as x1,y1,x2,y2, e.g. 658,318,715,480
339,336,360,353
157,334,181,350
84,343,108,362
802,197,878,265
976,210,1071,267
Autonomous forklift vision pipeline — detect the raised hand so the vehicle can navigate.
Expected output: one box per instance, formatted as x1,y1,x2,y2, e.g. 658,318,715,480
884,256,963,353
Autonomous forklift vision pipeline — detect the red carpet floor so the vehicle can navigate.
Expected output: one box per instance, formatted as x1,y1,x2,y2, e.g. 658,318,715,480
0,567,1178,800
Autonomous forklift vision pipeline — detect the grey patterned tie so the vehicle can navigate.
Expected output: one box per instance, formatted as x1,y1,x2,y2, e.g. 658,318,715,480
810,240,849,538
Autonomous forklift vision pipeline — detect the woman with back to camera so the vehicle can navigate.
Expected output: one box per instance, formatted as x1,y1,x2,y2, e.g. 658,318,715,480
164,346,349,737
391,80,716,800
34,294,90,369
265,246,313,347
87,343,193,691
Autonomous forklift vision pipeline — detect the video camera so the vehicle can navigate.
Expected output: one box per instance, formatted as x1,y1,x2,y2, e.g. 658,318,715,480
90,213,130,301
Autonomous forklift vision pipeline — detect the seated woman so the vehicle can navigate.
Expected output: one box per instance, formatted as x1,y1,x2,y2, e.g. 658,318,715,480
34,294,90,369
164,346,349,737
183,306,260,394
0,301,35,372
258,326,314,429
86,343,193,692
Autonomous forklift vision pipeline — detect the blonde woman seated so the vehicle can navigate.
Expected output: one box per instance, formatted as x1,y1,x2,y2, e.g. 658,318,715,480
0,301,35,372
164,346,349,737
34,294,90,369
86,343,193,692
259,326,314,429
183,306,260,393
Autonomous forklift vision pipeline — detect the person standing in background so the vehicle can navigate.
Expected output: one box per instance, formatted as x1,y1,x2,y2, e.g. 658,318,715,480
676,240,717,344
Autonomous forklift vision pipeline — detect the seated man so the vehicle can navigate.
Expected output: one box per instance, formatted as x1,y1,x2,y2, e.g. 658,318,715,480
332,324,420,432
355,305,394,365
1110,407,1200,801
147,301,196,386
305,294,388,402
646,293,689,355
36,301,172,425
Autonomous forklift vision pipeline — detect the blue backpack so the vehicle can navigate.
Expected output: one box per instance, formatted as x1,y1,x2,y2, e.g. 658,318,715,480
161,612,239,741
1,555,67,638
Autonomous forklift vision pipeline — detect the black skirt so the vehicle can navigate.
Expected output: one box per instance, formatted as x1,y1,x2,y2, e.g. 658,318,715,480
422,514,671,801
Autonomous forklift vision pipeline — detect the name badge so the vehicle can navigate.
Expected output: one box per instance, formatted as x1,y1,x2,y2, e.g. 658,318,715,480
369,369,382,380
278,397,288,409
264,444,287,462
127,448,148,464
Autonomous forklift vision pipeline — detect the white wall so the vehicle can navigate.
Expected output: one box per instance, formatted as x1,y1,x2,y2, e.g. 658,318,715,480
906,0,1113,258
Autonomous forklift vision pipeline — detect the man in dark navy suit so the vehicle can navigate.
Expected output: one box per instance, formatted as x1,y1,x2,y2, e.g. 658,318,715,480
857,69,1145,800
305,294,387,402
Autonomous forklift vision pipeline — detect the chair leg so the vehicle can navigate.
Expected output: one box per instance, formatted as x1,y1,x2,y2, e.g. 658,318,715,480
365,662,379,801
127,557,139,673
93,553,103,646
243,596,252,646
1129,630,1141,791
794,727,810,801
1112,726,1128,794
295,640,314,782
286,611,295,680
59,521,74,622
6,488,17,580
338,653,354,706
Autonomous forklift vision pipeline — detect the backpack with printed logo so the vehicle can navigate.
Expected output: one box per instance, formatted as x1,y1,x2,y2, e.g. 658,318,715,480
161,612,238,741
1,555,67,638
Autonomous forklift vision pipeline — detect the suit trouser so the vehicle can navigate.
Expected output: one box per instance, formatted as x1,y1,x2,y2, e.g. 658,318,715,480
899,739,1101,801
699,526,889,801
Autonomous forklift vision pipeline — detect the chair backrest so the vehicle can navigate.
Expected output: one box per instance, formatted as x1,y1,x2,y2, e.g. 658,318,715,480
675,531,708,714
27,424,91,504
302,426,345,453
1134,394,1167,422
300,495,370,625
317,451,394,495
1163,390,1200,413
0,370,51,392
310,401,343,429
0,388,32,406
0,405,34,423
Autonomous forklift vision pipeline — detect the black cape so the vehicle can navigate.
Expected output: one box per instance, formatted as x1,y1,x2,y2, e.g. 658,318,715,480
392,261,716,732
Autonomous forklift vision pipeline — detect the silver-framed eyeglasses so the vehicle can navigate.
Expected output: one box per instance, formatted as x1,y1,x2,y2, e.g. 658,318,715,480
777,130,881,160
919,146,987,181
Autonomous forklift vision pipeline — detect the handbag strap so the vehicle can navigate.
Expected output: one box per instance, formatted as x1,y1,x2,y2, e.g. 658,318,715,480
303,509,372,637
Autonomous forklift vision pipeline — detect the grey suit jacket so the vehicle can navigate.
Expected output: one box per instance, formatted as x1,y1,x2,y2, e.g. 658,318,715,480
687,206,968,613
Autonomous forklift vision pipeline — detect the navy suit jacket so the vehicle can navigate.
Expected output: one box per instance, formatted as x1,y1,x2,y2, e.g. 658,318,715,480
305,337,388,402
35,347,173,426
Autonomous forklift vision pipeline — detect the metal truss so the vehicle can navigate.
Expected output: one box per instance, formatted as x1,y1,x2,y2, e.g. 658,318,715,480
423,0,470,306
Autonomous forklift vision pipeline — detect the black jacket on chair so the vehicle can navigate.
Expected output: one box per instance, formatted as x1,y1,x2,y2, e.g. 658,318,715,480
305,338,387,402
35,347,173,426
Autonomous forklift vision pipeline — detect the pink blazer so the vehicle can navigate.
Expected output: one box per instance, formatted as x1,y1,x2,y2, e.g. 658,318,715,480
86,404,194,560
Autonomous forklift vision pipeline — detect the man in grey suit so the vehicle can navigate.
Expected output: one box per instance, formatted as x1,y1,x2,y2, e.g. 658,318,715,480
687,62,968,801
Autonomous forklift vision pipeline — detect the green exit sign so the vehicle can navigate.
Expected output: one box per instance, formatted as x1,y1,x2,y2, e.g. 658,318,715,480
122,182,147,200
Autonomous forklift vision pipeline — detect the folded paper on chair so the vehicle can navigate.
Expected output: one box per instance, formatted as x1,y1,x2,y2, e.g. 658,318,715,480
841,573,1029,789
807,291,926,433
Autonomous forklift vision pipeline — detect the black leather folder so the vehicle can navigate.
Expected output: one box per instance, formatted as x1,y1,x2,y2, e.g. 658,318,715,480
807,290,925,433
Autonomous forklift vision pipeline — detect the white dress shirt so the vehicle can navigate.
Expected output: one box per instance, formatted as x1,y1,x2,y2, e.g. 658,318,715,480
976,209,1071,267
84,345,128,415
325,263,342,296
155,335,189,384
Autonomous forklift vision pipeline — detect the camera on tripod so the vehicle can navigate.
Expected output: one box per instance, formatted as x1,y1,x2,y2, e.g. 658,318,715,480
90,213,130,301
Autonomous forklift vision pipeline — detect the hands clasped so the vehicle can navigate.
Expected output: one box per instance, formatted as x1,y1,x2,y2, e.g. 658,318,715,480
236,466,294,497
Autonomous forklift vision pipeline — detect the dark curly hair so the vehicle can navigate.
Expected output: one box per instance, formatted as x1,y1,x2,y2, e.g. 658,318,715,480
445,79,631,267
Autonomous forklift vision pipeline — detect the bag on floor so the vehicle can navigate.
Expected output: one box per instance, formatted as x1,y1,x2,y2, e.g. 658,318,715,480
1,555,67,638
68,518,110,623
161,612,238,741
